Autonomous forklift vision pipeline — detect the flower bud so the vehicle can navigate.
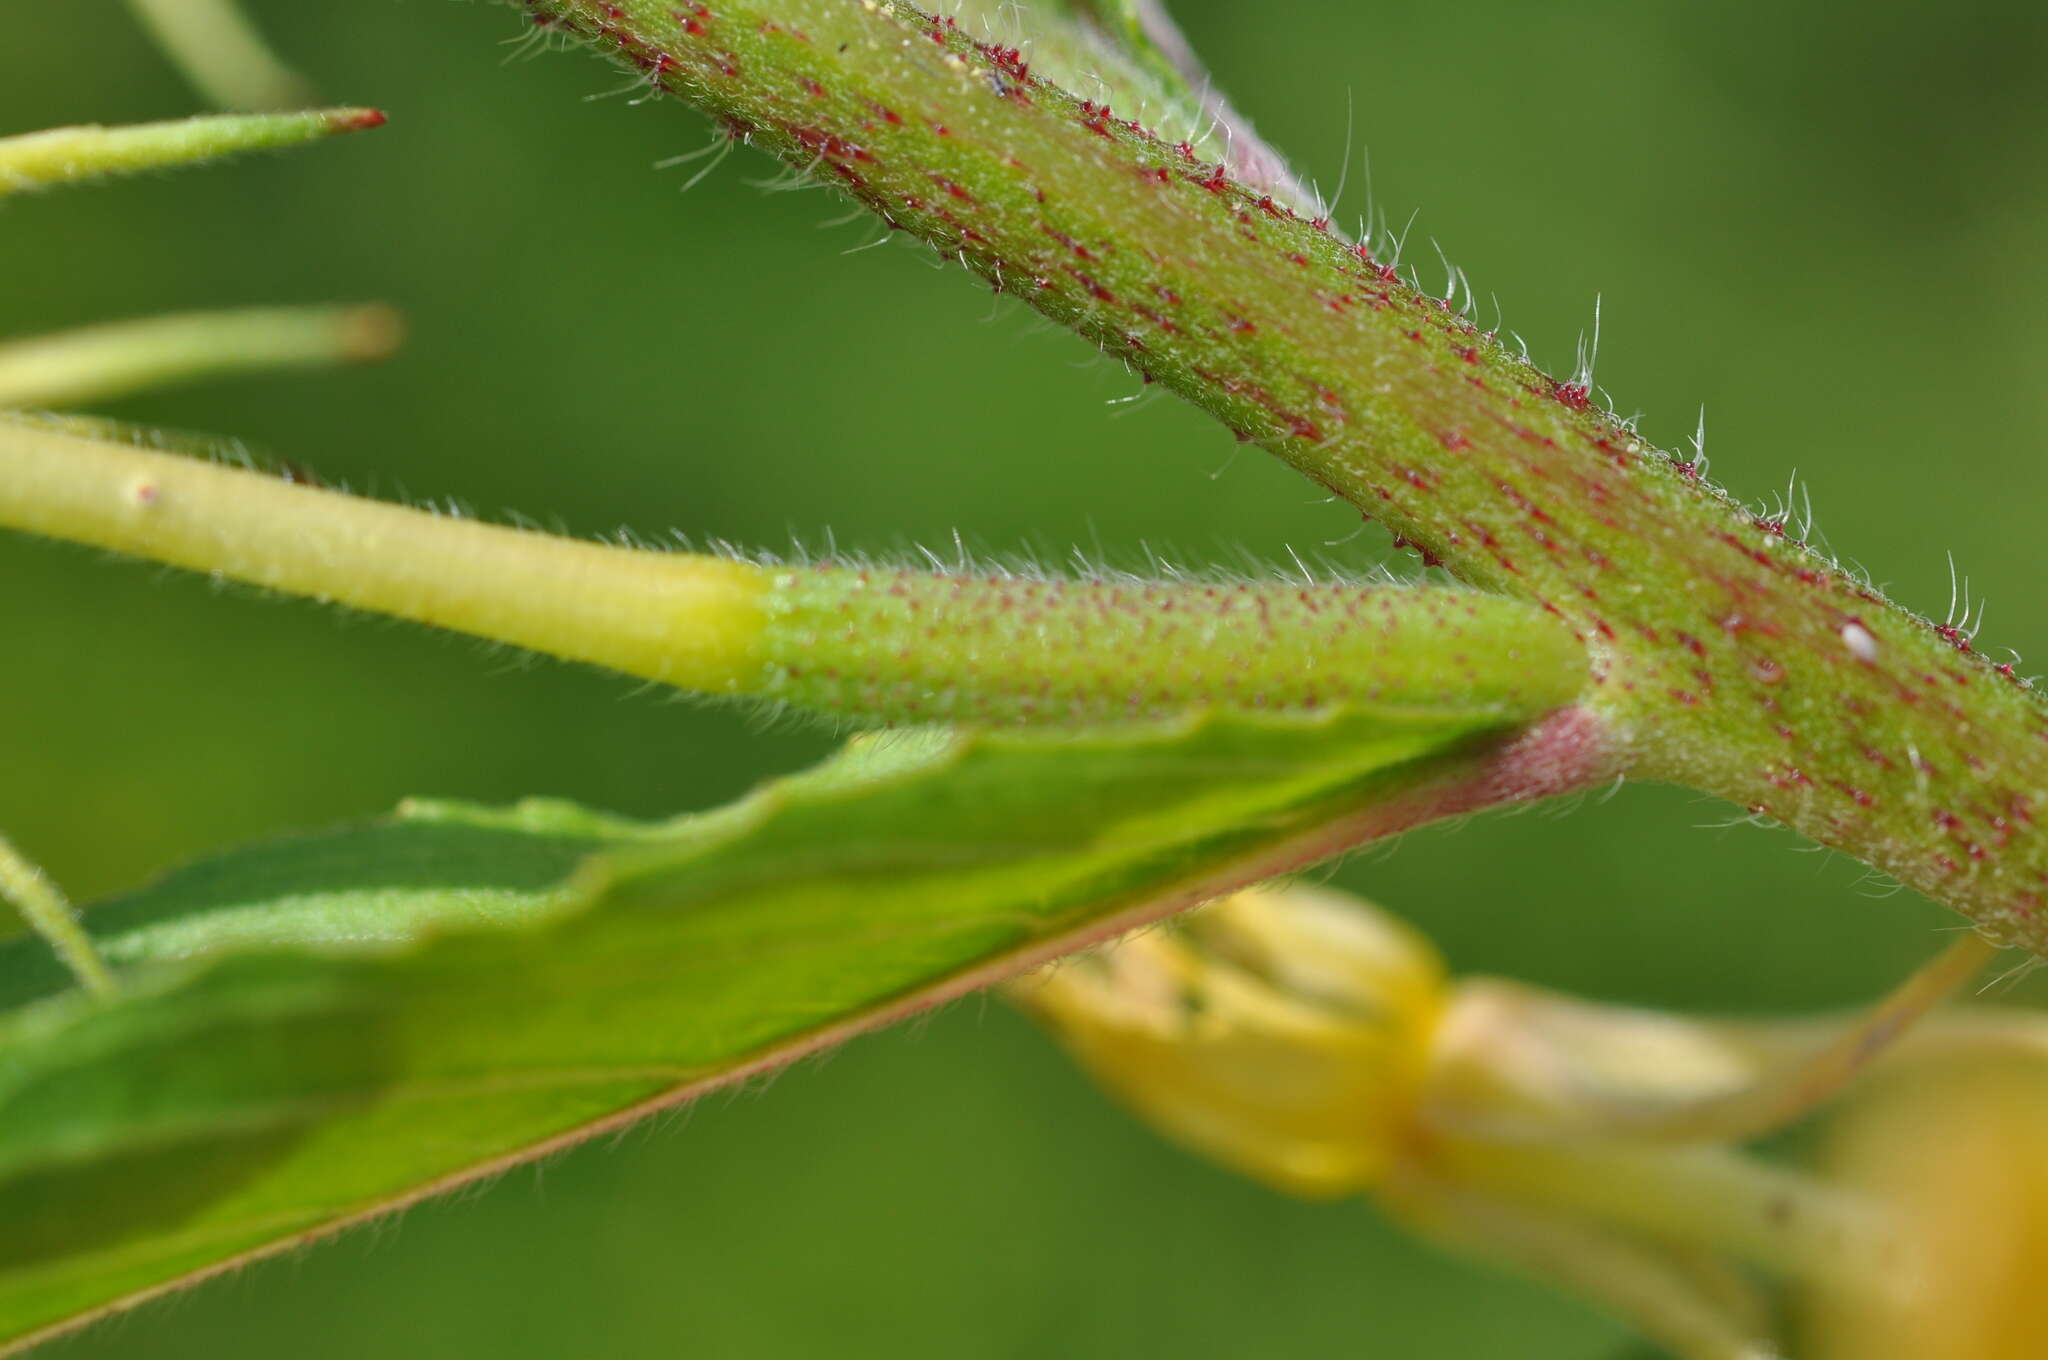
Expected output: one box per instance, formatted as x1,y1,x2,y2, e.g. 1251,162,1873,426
1008,882,1446,1197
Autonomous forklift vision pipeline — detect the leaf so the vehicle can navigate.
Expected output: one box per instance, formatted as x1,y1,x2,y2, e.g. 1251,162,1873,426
949,0,1308,208
0,703,1548,1352
0,111,383,198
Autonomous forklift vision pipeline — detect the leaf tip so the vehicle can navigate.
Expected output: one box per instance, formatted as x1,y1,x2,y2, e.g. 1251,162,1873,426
323,107,388,134
335,304,405,363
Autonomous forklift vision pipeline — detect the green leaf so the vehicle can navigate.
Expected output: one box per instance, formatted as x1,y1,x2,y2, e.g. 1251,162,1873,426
0,110,383,198
948,0,1307,208
0,703,1545,1352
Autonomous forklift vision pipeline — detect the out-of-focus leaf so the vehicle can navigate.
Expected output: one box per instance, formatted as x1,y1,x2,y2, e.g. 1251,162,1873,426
952,0,1308,207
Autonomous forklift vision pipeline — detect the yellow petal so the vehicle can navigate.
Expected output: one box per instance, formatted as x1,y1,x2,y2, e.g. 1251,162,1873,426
1811,1060,2048,1360
1009,883,1445,1197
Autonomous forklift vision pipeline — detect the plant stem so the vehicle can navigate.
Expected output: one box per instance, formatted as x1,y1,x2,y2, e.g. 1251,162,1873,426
0,416,1583,728
1380,1169,1782,1360
0,417,767,693
0,835,114,996
1428,1134,1897,1290
1599,928,1999,1145
0,306,402,409
1443,929,2005,1147
123,0,313,111
496,0,2048,949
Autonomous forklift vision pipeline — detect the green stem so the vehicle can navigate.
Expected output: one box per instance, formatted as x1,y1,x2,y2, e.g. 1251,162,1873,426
123,0,313,111
1598,929,1999,1145
0,306,402,409
0,835,115,996
0,416,764,693
1446,930,2004,1147
494,0,2048,950
0,416,1584,728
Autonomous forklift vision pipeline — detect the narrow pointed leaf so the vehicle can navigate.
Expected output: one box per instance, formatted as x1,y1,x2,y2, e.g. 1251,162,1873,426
0,110,383,198
0,696,1599,1352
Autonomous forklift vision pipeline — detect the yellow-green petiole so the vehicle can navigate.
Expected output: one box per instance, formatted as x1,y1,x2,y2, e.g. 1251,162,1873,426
0,416,1587,729
0,306,402,410
122,0,312,111
0,836,115,997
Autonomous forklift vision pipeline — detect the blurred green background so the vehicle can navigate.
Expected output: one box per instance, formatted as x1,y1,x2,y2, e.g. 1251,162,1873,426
4,2,2044,1355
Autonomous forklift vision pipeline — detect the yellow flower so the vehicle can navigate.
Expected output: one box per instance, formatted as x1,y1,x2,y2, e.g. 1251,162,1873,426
1811,1059,2048,1360
1013,879,2043,1360
1008,882,1446,1198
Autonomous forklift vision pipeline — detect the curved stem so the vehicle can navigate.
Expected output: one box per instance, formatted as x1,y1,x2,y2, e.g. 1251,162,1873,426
1426,1133,1898,1290
1449,931,2006,1147
491,0,2048,951
1598,930,2000,1144
1381,1167,1784,1360
0,835,114,996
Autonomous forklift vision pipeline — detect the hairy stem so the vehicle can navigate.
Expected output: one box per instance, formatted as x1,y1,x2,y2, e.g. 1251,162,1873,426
0,416,1584,727
0,110,382,195
494,0,2048,948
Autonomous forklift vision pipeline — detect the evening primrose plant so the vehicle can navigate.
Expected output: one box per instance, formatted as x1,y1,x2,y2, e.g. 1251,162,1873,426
1,3,2046,1357
1013,883,2048,1360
